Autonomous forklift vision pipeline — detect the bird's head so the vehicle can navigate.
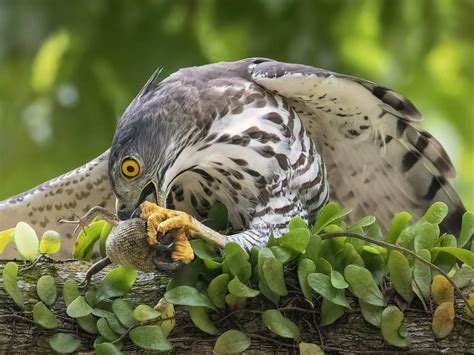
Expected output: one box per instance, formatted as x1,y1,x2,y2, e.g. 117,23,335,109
108,92,169,220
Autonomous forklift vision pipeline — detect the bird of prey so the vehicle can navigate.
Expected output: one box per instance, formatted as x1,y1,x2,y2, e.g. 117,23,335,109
0,58,465,260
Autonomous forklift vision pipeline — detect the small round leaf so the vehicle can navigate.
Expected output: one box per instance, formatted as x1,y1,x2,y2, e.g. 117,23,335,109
33,301,59,329
39,230,61,254
214,329,251,354
49,333,80,354
62,279,80,306
133,304,161,322
2,262,24,308
208,274,229,309
95,342,122,355
262,309,301,341
164,286,216,310
344,265,384,306
13,222,39,260
112,299,137,328
98,266,137,299
129,325,172,351
37,275,57,306
228,276,260,298
381,306,411,348
307,273,350,308
97,317,119,341
66,296,92,318
188,306,218,335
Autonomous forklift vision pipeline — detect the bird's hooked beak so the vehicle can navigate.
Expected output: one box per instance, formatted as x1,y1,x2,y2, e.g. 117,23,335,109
116,180,165,220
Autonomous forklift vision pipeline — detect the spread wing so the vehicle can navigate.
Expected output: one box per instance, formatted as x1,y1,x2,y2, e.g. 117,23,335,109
249,60,465,233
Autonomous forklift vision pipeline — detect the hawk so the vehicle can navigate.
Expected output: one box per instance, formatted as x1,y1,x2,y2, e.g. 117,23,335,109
0,58,465,259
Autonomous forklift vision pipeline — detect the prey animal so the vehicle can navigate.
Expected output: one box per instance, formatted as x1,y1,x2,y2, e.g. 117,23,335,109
0,58,466,266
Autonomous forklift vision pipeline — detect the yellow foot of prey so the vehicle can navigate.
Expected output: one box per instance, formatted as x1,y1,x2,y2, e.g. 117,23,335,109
140,201,196,263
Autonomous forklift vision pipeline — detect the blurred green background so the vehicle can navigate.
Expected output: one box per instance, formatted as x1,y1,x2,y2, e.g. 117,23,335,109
0,0,472,209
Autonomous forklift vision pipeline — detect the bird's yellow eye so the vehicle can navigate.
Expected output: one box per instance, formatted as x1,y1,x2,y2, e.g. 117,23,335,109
121,158,141,178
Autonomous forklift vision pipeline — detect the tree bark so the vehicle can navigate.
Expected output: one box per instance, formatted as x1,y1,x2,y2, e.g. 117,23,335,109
0,260,472,354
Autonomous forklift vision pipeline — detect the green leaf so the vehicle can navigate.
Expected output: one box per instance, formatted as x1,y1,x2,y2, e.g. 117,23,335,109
385,212,412,244
344,265,384,306
13,221,39,260
99,222,113,258
361,250,386,285
342,243,365,267
98,266,137,299
452,265,474,289
62,279,80,306
257,248,280,304
312,202,352,234
105,314,127,335
0,228,14,253
297,258,316,300
77,314,98,334
204,259,222,270
262,257,288,296
164,285,216,310
258,280,280,305
93,336,123,350
112,299,137,328
302,235,322,264
359,301,383,327
73,220,106,261
208,274,229,309
37,275,57,306
349,216,376,230
299,342,324,355
205,202,228,230
381,306,411,348
129,325,172,351
431,247,474,267
228,276,260,298
49,333,80,354
459,211,474,248
33,301,59,329
224,242,252,283
66,296,92,318
2,262,24,308
330,269,349,289
419,202,448,225
315,257,332,275
39,230,61,254
188,306,219,335
214,330,251,354
413,249,431,303
262,309,301,341
167,261,203,290
97,317,119,341
320,298,345,326
432,234,457,272
388,251,414,304
307,273,350,308
413,223,439,252
85,290,98,307
191,239,219,260
92,307,114,318
95,342,123,355
133,304,161,322
270,246,298,264
288,216,308,230
277,228,310,253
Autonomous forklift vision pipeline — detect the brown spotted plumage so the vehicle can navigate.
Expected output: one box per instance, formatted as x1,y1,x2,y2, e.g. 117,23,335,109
0,58,467,260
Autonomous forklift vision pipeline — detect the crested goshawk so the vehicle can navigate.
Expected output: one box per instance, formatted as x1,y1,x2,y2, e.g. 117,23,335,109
0,58,465,259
